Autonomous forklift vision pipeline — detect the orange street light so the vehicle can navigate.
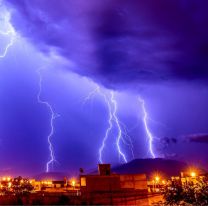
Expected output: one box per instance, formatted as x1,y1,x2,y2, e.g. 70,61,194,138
162,180,166,185
190,172,196,178
155,176,160,182
72,180,76,187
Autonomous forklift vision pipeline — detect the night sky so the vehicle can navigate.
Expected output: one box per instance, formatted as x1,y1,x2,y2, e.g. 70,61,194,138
0,0,208,176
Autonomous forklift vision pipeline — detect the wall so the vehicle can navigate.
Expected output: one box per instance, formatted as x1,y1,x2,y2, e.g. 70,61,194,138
82,175,120,192
120,174,148,191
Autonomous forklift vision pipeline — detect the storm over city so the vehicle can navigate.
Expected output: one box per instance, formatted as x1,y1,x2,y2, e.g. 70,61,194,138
0,0,208,176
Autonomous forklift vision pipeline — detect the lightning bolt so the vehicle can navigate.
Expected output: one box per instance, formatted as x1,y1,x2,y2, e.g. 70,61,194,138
0,3,58,172
37,68,59,172
110,92,127,163
82,85,113,163
138,96,156,158
0,7,16,58
119,121,135,160
98,89,113,164
83,86,129,164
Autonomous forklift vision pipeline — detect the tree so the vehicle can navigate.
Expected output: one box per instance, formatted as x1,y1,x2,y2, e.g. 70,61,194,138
194,177,208,206
163,177,208,206
183,181,196,205
163,180,184,205
0,176,34,195
12,176,33,195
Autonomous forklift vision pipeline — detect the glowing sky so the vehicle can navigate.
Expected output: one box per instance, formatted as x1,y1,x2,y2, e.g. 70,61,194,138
0,0,208,176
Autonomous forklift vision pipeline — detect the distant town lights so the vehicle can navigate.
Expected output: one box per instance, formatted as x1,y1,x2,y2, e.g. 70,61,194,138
162,180,166,185
72,180,76,187
155,176,160,182
70,178,76,190
190,172,196,178
1,176,11,181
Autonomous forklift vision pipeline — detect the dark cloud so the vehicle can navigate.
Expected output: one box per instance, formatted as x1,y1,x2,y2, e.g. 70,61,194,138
6,0,208,88
186,134,208,144
160,137,178,153
161,137,178,146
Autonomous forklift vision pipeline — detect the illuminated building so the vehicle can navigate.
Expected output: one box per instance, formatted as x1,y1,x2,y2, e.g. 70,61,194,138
80,164,148,205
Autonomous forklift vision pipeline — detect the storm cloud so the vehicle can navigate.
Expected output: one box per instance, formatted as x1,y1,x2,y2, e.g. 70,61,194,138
6,0,208,88
185,133,208,144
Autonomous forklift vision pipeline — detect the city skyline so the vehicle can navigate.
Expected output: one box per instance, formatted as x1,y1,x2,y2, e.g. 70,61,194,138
0,0,208,176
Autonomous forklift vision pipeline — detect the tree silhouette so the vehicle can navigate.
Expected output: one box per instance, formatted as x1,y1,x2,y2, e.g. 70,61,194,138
163,177,208,206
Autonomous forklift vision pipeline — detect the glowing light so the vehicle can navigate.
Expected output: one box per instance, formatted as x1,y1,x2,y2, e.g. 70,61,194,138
1,176,11,181
83,86,129,163
155,176,160,182
0,7,16,58
71,180,76,187
138,97,156,158
37,68,59,172
190,172,196,178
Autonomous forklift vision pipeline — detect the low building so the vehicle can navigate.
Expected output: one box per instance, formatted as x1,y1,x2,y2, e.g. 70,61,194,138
80,164,148,205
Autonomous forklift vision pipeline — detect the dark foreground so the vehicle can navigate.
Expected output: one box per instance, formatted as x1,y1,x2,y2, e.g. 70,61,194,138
0,192,163,205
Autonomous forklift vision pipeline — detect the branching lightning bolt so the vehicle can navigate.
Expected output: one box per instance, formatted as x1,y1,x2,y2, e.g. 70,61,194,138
0,28,15,58
0,3,58,172
110,92,127,163
37,68,59,172
82,86,113,163
83,86,130,164
119,121,135,160
138,96,156,158
0,7,16,58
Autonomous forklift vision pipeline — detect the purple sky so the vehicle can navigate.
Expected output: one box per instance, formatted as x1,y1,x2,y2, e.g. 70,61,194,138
0,0,208,176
